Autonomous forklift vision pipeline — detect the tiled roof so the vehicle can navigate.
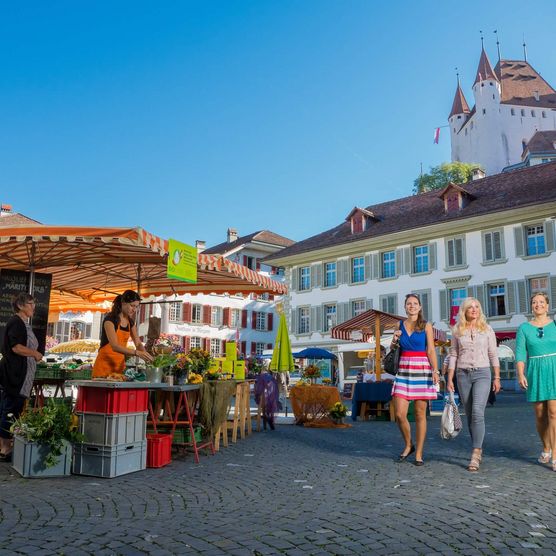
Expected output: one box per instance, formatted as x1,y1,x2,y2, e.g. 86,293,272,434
449,83,471,118
203,230,295,255
524,130,556,155
0,213,41,227
265,161,556,262
495,60,556,108
473,48,499,86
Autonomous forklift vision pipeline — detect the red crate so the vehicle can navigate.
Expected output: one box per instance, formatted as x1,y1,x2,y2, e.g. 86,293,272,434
75,387,149,414
146,434,172,468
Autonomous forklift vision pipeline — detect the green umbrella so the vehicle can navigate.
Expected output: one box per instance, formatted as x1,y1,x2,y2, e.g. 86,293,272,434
269,312,295,372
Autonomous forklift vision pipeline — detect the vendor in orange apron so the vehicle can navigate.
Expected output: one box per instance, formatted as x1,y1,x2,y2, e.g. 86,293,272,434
92,290,153,379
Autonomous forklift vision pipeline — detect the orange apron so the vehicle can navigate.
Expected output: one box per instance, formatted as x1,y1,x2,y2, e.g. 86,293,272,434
92,325,131,379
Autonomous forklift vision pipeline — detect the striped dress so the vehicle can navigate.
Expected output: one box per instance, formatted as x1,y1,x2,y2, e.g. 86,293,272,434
391,321,437,401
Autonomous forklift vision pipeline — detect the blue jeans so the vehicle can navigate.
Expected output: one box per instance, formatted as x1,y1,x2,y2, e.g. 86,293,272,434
456,367,492,449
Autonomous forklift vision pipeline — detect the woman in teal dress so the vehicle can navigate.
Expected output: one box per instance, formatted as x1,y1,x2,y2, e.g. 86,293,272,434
516,292,556,472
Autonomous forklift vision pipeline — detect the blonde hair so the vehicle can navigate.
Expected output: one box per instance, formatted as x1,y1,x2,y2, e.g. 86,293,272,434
530,291,550,306
452,297,488,337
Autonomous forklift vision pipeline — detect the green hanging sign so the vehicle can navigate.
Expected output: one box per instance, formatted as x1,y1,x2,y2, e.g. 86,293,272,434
167,238,197,283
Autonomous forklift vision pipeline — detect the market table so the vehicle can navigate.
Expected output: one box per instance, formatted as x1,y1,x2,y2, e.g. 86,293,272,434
351,382,393,422
289,384,341,425
31,378,67,408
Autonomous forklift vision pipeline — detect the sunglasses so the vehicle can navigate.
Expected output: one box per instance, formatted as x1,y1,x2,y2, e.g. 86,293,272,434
537,327,544,339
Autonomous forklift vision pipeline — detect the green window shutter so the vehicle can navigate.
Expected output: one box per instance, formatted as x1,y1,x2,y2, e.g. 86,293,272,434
455,238,464,265
291,268,298,292
493,231,502,260
395,249,403,277
507,281,517,314
419,291,431,321
336,302,345,324
371,254,379,280
439,290,448,321
484,233,493,262
545,220,555,252
342,259,349,284
447,240,455,267
291,309,298,335
316,306,323,332
517,280,528,313
312,264,323,288
404,247,411,274
429,243,437,270
474,284,486,311
364,255,371,281
380,297,388,312
336,260,344,285
550,276,556,309
514,226,525,257
365,298,373,311
310,307,317,332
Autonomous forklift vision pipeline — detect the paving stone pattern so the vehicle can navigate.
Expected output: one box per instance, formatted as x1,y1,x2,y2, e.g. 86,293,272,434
1,392,555,555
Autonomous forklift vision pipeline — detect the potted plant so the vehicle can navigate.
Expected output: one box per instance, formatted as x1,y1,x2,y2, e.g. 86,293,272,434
188,348,212,374
204,368,222,381
173,353,192,385
147,353,177,383
302,365,321,384
329,402,348,424
10,399,83,478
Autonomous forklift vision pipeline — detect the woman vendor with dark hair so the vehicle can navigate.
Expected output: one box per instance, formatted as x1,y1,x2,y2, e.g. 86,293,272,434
0,293,43,462
92,290,152,379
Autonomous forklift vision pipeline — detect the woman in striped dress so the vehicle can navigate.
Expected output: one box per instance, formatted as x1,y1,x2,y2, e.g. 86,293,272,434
392,294,439,466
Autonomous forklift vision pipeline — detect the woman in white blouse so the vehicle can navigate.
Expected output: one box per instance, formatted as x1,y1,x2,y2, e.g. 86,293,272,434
447,297,500,472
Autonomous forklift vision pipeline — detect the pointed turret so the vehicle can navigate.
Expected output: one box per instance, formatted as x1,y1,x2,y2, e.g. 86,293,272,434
448,81,470,119
473,47,499,86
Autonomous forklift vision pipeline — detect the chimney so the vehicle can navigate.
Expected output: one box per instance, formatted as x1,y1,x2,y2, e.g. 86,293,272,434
195,240,206,253
472,168,486,180
0,204,13,216
227,228,238,243
533,90,540,102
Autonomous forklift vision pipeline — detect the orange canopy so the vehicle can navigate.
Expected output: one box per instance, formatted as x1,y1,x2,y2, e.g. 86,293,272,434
0,225,287,308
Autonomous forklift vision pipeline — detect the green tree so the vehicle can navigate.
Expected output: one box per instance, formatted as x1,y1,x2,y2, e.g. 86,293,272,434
413,162,483,194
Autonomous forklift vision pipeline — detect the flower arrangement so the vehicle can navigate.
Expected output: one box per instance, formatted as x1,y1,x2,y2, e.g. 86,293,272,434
173,353,192,379
322,378,332,385
187,372,203,385
188,348,212,373
150,353,178,369
10,400,84,467
153,334,183,354
205,368,222,381
302,365,321,380
329,402,348,420
245,356,265,377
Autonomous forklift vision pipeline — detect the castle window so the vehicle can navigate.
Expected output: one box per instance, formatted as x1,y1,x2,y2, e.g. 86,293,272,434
522,140,527,151
482,109,486,115
521,109,526,117
489,82,493,86
465,128,468,136
481,83,485,87
457,115,461,119
542,111,547,118
471,121,474,129
511,108,515,116
492,94,495,100
531,110,536,117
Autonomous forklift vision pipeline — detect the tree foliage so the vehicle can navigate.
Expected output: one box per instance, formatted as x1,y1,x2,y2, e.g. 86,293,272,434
413,162,483,194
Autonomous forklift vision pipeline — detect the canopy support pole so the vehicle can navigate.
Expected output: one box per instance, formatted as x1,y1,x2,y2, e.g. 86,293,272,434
28,243,37,295
375,316,381,381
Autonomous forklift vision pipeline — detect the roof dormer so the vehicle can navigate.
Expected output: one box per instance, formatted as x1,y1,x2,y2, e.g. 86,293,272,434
438,183,476,214
345,207,378,234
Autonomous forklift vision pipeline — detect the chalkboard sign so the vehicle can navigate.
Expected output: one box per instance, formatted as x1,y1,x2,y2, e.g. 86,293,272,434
342,382,354,399
0,269,52,355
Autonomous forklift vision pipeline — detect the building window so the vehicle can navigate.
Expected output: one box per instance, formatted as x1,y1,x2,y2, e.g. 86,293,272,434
380,295,397,314
256,312,267,331
511,108,515,116
255,342,266,356
488,283,506,316
324,262,337,287
446,237,465,268
230,309,241,328
351,257,365,283
521,109,526,117
531,110,536,117
529,276,548,297
244,256,256,270
352,299,366,317
211,306,223,326
381,251,396,279
483,230,503,262
450,288,467,308
192,304,202,324
298,307,310,334
323,304,337,332
169,302,182,322
299,266,311,291
190,337,202,350
542,111,547,118
210,338,222,357
413,245,429,274
526,225,546,256
482,108,486,115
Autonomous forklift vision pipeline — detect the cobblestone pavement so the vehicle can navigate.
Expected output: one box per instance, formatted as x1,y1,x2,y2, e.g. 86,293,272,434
1,392,555,555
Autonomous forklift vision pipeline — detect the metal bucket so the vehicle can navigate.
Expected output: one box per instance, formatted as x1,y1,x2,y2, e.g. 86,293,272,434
146,367,164,383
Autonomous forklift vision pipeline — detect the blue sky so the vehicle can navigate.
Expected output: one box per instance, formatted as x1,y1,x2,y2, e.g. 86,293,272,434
1,1,555,248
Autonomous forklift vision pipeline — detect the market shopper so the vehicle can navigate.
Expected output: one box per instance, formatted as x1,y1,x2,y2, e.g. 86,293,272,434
516,292,556,472
0,293,43,463
391,293,439,466
92,290,152,379
447,297,500,472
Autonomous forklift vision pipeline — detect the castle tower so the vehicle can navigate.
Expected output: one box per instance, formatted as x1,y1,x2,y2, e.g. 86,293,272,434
449,76,471,163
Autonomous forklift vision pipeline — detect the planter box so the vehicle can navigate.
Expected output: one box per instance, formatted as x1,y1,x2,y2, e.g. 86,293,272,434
12,436,72,478
77,411,147,446
73,441,147,478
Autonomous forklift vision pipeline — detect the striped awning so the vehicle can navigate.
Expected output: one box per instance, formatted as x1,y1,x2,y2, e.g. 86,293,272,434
0,226,288,310
331,309,448,343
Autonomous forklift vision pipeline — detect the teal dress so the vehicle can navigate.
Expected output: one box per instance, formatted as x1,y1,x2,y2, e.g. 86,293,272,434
516,321,556,402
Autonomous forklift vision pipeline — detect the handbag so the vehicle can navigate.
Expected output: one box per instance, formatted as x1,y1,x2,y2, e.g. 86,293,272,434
440,392,463,440
383,343,400,375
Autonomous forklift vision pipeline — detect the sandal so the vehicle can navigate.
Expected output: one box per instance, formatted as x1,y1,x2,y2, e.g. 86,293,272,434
538,450,552,464
467,453,481,472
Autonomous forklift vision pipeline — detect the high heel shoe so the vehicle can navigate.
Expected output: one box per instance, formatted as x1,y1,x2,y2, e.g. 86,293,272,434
397,445,415,462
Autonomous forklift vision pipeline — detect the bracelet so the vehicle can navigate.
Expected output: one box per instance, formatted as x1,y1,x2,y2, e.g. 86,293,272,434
493,377,500,380
432,370,439,374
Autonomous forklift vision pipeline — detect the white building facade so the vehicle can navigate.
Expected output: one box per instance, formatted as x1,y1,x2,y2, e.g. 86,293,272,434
138,229,293,358
266,163,556,385
449,49,556,176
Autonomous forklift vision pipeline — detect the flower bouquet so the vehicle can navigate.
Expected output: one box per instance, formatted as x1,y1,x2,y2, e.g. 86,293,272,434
188,348,212,374
302,364,321,384
322,378,332,385
153,334,182,355
187,372,203,385
173,353,192,384
204,368,222,381
329,402,348,423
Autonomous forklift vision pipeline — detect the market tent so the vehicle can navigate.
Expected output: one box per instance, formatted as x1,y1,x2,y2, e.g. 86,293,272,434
331,309,448,380
49,339,100,354
293,347,337,360
0,226,288,302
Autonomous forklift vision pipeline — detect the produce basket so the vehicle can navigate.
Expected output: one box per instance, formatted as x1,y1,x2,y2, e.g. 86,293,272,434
65,368,93,380
35,367,65,380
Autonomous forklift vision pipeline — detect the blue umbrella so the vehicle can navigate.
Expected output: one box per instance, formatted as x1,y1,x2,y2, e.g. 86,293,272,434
293,347,337,360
